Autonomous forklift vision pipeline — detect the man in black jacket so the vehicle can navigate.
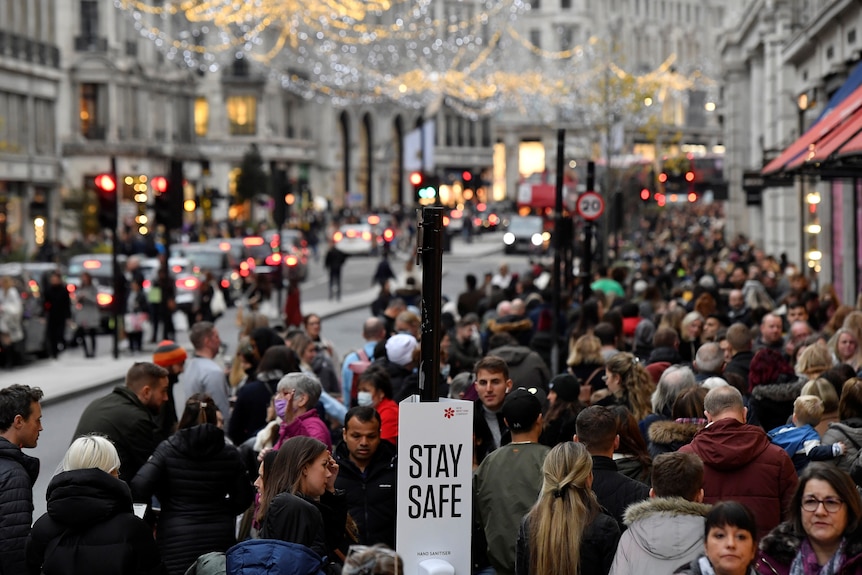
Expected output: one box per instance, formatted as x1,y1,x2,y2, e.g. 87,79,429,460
333,406,397,548
575,405,649,531
0,384,43,574
73,362,169,484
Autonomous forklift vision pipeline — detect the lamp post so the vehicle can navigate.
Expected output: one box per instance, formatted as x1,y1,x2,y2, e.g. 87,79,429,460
797,91,820,285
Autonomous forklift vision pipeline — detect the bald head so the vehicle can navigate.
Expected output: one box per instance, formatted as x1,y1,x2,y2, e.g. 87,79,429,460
362,317,386,341
703,385,746,423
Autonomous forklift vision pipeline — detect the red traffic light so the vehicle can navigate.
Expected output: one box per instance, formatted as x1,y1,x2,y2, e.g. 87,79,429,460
94,174,116,193
409,172,423,186
462,171,472,182
151,176,168,194
640,188,651,201
685,171,695,182
658,172,668,183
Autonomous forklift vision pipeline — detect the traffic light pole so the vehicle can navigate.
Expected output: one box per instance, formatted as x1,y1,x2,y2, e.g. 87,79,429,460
551,128,564,374
418,206,443,402
582,161,595,301
110,156,120,360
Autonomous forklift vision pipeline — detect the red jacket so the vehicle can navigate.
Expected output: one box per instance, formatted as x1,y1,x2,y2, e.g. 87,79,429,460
680,417,798,537
376,398,399,445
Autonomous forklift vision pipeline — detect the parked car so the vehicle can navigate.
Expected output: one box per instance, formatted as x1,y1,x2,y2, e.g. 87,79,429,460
333,223,376,256
502,215,550,254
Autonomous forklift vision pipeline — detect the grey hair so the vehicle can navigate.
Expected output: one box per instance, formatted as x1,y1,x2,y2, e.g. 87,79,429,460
702,377,730,390
651,365,697,414
695,342,725,373
64,434,121,475
277,371,322,407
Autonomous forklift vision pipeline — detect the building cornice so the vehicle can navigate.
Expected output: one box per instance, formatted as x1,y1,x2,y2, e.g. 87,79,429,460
782,0,857,65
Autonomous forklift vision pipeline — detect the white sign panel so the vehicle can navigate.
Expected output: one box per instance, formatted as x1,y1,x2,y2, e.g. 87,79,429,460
396,397,473,575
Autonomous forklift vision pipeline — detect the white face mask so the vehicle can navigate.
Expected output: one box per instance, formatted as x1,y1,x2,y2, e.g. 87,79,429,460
357,391,374,407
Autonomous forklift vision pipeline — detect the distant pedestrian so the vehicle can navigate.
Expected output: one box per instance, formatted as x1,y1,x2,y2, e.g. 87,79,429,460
372,253,397,288
0,275,25,368
125,279,148,354
0,384,43,574
26,434,165,575
180,322,232,429
152,340,189,439
74,272,100,358
73,362,169,484
44,271,72,359
324,241,347,301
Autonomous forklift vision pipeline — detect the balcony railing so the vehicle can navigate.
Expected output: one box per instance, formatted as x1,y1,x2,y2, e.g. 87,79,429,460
74,35,108,52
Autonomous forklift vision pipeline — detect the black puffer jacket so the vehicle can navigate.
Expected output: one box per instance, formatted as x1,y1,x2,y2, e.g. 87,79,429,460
131,423,254,575
333,438,397,547
26,469,165,575
0,437,39,575
750,376,806,432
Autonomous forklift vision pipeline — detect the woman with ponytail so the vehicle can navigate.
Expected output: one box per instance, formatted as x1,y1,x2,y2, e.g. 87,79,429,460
131,393,255,575
596,352,656,422
515,441,620,575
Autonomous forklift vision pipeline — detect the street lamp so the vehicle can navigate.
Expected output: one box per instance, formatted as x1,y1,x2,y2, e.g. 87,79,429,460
797,90,819,280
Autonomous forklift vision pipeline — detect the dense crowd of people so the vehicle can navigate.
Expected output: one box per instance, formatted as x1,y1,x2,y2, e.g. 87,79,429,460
5,203,862,574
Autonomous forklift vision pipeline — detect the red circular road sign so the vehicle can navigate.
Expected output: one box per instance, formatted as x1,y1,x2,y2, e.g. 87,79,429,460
576,191,605,221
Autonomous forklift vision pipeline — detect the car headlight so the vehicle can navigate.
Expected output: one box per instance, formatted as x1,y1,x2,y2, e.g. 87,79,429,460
503,232,515,245
531,233,543,246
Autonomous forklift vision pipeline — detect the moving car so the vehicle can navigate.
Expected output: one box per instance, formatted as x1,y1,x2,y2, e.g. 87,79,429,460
333,223,375,256
171,243,243,303
502,215,550,254
66,254,127,331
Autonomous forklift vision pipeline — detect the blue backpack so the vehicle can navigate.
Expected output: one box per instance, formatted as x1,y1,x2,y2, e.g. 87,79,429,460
226,539,328,575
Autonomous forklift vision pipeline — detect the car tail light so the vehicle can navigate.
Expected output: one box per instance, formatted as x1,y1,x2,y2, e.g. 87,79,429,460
451,209,462,218
266,254,282,265
96,293,113,306
346,230,357,239
285,255,298,267
178,277,199,290
443,215,451,226
171,265,183,273
221,279,229,288
477,202,487,211
142,279,151,289
83,260,102,269
66,284,76,293
473,218,482,227
218,241,231,252
367,214,381,225
489,214,499,225
362,231,372,241
239,261,250,271
333,232,343,242
383,229,394,241
243,236,264,247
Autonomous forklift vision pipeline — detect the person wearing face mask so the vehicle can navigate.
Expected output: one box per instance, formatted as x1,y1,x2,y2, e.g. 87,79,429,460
271,372,332,451
356,365,399,445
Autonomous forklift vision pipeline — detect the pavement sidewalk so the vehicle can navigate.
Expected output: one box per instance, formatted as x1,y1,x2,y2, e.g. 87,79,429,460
2,232,501,405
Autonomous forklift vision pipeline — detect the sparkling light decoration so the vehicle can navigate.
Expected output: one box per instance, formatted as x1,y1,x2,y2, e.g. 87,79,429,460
113,0,713,118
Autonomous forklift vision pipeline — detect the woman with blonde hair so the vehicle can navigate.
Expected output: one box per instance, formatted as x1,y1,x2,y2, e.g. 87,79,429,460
829,327,862,371
27,435,165,574
515,441,619,575
794,343,833,382
679,311,704,364
596,353,656,421
567,334,606,401
800,378,840,436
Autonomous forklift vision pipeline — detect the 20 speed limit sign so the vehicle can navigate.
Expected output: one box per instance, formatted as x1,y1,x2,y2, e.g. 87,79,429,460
576,192,605,221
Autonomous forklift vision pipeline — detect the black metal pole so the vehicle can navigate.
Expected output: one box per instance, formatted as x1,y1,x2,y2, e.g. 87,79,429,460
419,206,443,402
583,161,596,301
551,128,564,374
110,156,119,360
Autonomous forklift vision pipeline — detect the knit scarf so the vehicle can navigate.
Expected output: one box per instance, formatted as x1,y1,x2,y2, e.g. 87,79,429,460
789,538,845,575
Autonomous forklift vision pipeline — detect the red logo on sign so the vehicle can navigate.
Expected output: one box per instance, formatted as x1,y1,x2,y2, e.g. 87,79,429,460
444,407,455,419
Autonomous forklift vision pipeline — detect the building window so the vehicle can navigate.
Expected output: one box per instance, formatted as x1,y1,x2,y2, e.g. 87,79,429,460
79,83,106,140
849,29,857,44
561,0,572,9
195,97,209,137
226,95,257,136
80,0,99,37
559,26,574,52
529,29,541,52
34,98,55,155
826,45,834,60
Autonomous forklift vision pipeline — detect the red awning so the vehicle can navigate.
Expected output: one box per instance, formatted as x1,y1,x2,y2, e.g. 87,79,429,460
762,82,862,175
835,128,862,158
786,107,862,168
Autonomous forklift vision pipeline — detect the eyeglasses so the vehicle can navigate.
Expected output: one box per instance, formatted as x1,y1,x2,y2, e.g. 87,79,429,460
801,496,844,513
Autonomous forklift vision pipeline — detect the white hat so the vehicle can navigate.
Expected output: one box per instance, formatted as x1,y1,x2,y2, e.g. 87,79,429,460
386,333,418,367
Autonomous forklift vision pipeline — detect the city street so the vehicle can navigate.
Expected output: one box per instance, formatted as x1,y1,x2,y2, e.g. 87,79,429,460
25,230,536,519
